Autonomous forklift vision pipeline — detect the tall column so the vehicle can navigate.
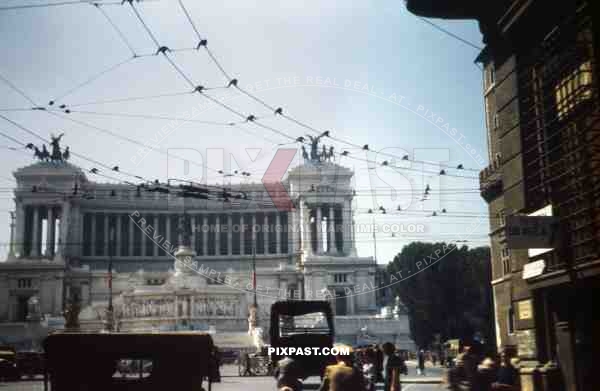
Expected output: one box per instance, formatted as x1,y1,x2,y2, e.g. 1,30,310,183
178,214,183,246
328,206,335,254
316,207,322,255
140,214,147,255
46,206,55,257
264,214,269,254
8,211,16,257
276,213,281,254
215,215,221,255
299,200,309,256
31,206,40,257
202,215,208,256
190,215,196,253
227,214,232,255
90,212,97,257
288,210,296,255
15,203,25,257
128,213,134,256
116,214,122,257
103,214,109,256
240,214,245,255
166,215,171,251
59,201,71,258
343,199,352,255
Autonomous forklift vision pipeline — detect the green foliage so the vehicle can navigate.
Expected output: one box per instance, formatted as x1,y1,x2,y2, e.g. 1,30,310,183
386,242,493,350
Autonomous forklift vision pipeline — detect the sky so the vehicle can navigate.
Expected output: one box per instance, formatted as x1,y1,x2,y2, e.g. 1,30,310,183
0,0,490,264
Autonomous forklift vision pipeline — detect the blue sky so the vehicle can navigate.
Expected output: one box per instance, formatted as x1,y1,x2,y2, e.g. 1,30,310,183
0,0,489,263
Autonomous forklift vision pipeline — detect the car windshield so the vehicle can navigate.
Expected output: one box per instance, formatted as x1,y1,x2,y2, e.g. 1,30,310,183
279,311,331,337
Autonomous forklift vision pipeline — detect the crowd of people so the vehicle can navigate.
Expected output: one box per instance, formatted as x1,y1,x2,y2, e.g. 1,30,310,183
444,345,520,391
275,341,521,391
276,342,408,391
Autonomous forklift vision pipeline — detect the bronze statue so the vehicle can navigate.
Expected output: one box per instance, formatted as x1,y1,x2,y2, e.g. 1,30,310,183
63,298,81,330
307,132,327,161
50,133,64,162
41,145,50,161
328,146,335,162
301,145,309,162
62,146,70,161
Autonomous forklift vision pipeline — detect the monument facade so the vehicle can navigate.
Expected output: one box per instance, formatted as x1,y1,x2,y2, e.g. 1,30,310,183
0,136,413,350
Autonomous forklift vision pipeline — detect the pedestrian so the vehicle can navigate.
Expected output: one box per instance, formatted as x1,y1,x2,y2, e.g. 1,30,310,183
241,352,253,376
275,356,303,391
491,349,520,391
417,349,426,376
362,348,378,391
476,357,498,391
318,344,365,391
432,353,438,367
382,342,408,391
374,344,384,383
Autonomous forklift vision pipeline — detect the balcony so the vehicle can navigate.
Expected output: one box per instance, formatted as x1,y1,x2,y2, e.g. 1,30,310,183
480,155,503,202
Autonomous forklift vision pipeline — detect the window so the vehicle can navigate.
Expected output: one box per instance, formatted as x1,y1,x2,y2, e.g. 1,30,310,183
487,65,496,87
507,307,515,334
498,210,506,227
18,278,32,288
554,60,593,120
333,274,347,283
493,113,499,129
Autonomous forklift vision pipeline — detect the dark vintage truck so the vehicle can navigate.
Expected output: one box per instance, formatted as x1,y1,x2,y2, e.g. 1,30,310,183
269,300,336,380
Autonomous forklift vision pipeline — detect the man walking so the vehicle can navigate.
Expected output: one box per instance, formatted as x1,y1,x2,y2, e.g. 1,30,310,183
382,342,407,391
417,349,426,376
319,345,365,391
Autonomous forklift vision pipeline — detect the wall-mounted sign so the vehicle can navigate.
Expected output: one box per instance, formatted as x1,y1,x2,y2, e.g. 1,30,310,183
505,215,558,249
522,260,546,280
516,329,537,358
517,299,533,320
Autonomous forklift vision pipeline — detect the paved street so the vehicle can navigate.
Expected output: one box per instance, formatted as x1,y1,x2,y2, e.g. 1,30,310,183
0,379,444,391
0,360,445,390
0,362,445,391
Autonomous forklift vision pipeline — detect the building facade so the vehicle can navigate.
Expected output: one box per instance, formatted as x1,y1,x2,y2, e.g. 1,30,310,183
407,1,600,390
0,148,414,350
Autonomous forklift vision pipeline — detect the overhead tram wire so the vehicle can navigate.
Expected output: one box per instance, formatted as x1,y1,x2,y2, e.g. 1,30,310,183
172,1,484,173
0,132,252,204
48,56,135,107
416,17,483,51
64,90,195,108
0,114,148,182
43,109,269,178
176,0,232,82
49,108,239,126
0,0,121,11
93,1,137,57
0,72,38,107
132,4,297,144
128,3,478,178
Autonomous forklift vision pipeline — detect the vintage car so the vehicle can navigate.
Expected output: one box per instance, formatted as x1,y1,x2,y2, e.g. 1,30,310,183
43,332,219,391
0,345,20,381
269,300,336,379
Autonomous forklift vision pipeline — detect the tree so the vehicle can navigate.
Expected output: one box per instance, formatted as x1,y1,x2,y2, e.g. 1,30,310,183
387,242,493,351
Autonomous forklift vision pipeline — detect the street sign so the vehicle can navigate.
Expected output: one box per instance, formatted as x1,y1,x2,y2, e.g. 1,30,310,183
522,260,546,280
505,215,558,249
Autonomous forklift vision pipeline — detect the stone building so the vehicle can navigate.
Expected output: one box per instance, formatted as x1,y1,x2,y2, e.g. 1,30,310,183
0,146,414,350
407,1,600,390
